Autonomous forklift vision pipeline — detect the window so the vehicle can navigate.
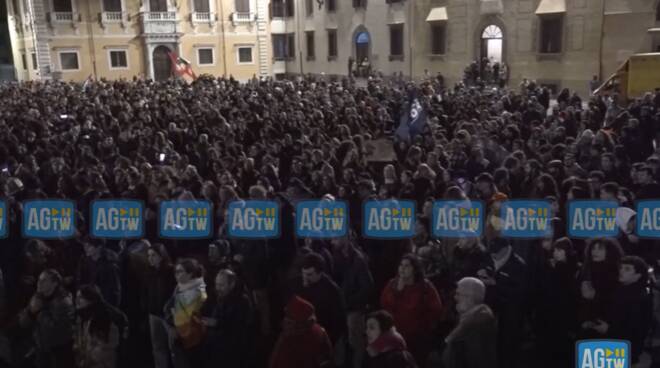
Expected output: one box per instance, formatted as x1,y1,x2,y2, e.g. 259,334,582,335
286,0,294,17
53,0,72,12
31,52,37,70
389,24,404,58
194,0,210,13
149,0,167,12
656,2,660,21
387,0,403,3
11,0,20,15
327,29,337,59
431,24,446,55
197,48,214,65
306,0,313,16
539,17,563,53
287,33,296,59
306,31,315,60
59,51,79,70
238,47,253,63
109,50,128,69
327,0,336,12
21,53,27,70
353,0,366,8
103,0,121,12
235,0,249,13
273,34,286,59
272,0,285,17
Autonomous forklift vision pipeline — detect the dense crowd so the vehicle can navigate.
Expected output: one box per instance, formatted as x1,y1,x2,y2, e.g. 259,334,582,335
0,73,659,368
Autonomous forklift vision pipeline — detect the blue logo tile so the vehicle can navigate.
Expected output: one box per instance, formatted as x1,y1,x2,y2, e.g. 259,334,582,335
0,201,7,238
91,200,144,239
432,200,483,238
295,200,348,238
576,340,630,368
568,200,619,238
363,199,416,239
500,200,552,238
23,200,76,239
636,200,660,238
227,200,280,239
159,200,212,239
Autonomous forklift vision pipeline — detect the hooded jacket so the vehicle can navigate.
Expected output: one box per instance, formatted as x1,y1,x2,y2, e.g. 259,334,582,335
442,304,497,368
269,296,333,368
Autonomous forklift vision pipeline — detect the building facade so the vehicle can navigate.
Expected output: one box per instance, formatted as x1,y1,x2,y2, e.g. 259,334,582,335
5,0,271,81
273,0,660,96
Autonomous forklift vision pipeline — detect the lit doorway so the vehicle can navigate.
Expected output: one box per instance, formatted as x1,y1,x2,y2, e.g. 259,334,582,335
355,31,370,63
481,25,503,63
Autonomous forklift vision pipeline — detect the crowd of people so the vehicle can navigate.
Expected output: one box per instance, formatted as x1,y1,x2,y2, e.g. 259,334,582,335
0,72,659,368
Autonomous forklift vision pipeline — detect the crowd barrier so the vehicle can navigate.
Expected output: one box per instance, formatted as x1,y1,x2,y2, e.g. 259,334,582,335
4,198,660,240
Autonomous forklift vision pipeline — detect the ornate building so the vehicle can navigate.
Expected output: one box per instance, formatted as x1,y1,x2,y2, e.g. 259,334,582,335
5,0,271,81
273,0,660,95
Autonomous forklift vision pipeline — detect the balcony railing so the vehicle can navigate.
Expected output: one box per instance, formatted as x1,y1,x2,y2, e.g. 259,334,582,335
232,12,254,23
192,12,216,22
102,11,124,21
52,12,75,21
145,12,176,21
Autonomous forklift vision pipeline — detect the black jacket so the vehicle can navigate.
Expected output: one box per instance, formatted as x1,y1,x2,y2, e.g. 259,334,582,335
296,274,347,344
605,281,651,363
332,247,374,313
77,249,122,307
204,288,255,368
140,264,176,316
442,304,497,368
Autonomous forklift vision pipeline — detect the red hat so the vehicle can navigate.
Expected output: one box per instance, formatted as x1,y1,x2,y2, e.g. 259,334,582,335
285,296,315,322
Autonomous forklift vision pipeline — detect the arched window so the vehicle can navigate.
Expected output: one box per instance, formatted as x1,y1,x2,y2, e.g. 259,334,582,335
482,25,503,39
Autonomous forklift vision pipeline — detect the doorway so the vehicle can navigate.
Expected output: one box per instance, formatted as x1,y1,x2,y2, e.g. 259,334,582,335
153,46,172,81
355,31,370,63
481,25,503,63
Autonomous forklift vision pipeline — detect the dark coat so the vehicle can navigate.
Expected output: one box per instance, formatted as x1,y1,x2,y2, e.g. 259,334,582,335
204,288,255,368
140,264,175,317
442,304,497,368
19,287,75,353
77,250,122,307
332,247,374,313
296,274,346,344
604,281,651,363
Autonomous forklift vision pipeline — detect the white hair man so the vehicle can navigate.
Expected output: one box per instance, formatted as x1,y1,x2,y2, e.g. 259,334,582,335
442,277,497,368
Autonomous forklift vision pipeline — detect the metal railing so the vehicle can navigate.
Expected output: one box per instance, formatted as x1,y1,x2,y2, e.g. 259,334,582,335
232,12,254,22
192,12,215,22
52,12,74,22
102,11,124,21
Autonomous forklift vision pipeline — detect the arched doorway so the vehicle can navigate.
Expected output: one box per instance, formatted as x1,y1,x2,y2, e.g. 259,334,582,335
355,31,370,64
153,46,172,81
481,25,503,63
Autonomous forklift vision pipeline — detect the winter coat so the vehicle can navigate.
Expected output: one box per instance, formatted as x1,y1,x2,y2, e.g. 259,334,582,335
604,281,651,363
140,264,175,316
165,277,207,349
295,274,347,344
442,304,497,368
19,287,75,353
77,250,122,307
73,312,120,368
363,329,417,368
332,247,374,313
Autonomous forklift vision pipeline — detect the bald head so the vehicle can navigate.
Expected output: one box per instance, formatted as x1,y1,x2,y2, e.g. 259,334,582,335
455,277,486,314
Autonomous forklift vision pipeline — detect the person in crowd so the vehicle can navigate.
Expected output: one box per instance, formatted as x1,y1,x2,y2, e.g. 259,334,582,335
295,253,347,346
19,269,75,368
381,254,443,368
363,310,417,368
532,237,578,368
73,285,121,368
77,242,121,308
202,269,254,368
583,256,651,365
330,236,374,368
477,237,528,368
160,259,207,368
269,296,333,368
442,277,497,368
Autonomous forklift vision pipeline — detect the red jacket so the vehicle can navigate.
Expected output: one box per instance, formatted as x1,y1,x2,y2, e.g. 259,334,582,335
380,278,443,341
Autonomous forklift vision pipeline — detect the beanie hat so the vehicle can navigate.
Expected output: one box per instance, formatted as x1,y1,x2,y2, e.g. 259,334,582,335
285,296,315,323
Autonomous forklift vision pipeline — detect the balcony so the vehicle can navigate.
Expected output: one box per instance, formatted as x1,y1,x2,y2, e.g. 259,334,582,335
100,11,128,28
140,11,178,35
192,12,216,23
232,12,255,24
48,12,80,24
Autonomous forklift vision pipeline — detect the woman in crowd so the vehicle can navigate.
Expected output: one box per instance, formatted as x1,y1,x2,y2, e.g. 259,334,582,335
363,310,417,368
73,285,121,368
380,254,443,368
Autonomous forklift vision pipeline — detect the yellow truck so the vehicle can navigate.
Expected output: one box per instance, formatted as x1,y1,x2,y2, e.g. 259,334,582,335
595,53,660,100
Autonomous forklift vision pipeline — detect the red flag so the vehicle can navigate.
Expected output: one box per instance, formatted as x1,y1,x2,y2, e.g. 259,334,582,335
168,51,196,80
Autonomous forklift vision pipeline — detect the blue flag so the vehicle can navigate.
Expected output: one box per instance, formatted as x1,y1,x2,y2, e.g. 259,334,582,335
395,98,426,141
